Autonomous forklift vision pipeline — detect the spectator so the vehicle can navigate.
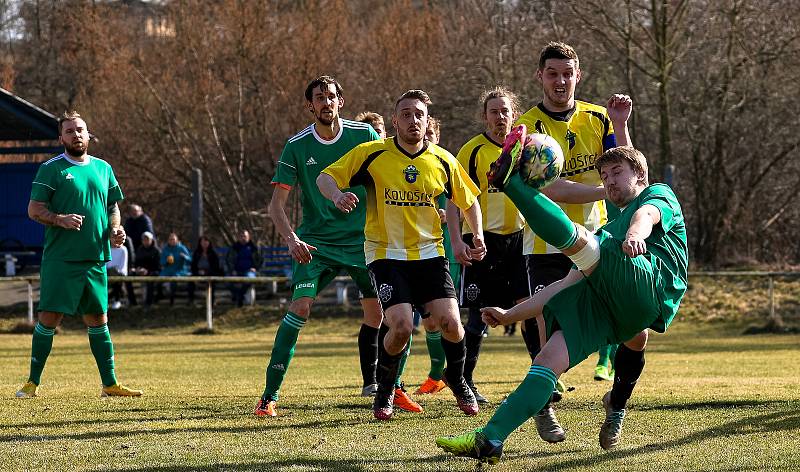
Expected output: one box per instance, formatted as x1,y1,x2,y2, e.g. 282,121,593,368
160,232,191,305
106,243,129,310
189,236,223,304
226,230,262,307
124,204,155,250
131,231,161,306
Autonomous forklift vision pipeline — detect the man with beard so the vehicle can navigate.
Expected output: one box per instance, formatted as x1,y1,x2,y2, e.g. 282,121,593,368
255,76,383,417
317,89,485,420
514,41,633,443
16,111,142,398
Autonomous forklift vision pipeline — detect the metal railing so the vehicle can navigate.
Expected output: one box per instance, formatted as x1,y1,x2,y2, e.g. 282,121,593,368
0,275,353,331
1,271,798,331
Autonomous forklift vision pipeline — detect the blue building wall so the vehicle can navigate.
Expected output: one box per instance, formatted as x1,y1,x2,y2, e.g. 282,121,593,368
0,163,43,247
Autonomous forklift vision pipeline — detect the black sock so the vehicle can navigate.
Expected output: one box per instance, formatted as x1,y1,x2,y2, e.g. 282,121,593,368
463,331,483,386
441,336,466,386
376,325,402,393
610,344,646,410
358,324,379,386
522,317,541,362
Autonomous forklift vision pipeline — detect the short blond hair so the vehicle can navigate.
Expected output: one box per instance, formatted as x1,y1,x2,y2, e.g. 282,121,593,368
58,111,83,133
596,146,649,182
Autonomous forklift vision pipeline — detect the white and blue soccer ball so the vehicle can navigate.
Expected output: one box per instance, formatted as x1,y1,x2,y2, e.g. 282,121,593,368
519,133,564,189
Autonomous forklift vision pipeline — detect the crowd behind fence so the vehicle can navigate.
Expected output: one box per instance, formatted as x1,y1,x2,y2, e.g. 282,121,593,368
1,272,798,332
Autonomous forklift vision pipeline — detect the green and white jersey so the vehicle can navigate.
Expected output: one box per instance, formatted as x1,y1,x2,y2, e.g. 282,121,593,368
272,119,380,247
602,183,688,332
30,154,124,263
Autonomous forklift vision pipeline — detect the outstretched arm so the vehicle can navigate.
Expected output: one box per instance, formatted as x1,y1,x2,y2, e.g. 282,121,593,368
607,94,633,147
316,173,359,214
542,179,606,204
268,185,317,264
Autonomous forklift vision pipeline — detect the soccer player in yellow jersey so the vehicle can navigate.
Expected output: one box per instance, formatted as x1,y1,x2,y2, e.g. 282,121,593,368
438,87,528,404
515,41,633,443
318,90,486,420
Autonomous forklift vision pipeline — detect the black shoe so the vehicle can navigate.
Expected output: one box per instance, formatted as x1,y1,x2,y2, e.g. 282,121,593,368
448,377,479,416
373,384,395,420
468,383,489,404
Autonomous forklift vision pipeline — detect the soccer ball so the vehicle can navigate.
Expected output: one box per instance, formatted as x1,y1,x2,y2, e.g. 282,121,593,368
519,133,564,189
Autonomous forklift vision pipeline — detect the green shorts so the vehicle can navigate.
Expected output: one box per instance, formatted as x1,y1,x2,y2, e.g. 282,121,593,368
291,244,375,300
543,231,663,369
39,260,108,316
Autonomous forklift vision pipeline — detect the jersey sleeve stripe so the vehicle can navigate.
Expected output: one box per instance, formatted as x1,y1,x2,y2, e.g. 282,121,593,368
585,110,611,137
42,155,64,166
287,126,313,143
32,181,55,190
278,160,297,169
351,150,385,188
467,144,483,186
271,182,292,190
437,156,453,199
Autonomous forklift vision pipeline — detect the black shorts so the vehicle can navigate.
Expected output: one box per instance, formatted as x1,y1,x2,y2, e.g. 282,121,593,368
525,253,574,296
368,257,456,310
460,230,528,308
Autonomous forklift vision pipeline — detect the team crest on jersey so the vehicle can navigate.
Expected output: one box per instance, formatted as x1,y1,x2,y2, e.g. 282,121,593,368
565,130,577,150
378,283,393,303
403,165,420,183
465,283,480,302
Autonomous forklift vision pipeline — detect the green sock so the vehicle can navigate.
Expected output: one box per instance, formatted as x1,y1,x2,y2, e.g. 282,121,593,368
395,333,412,387
425,330,445,380
482,365,557,442
608,344,618,370
88,324,117,387
263,312,305,401
28,322,55,385
504,173,578,250
598,344,612,368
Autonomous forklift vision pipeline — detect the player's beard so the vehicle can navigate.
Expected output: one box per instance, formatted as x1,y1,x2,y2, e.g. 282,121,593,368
491,122,510,142
64,141,88,158
315,108,336,126
398,127,423,147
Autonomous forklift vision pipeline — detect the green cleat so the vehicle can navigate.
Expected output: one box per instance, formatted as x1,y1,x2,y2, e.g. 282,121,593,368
436,428,503,464
594,365,614,381
600,391,626,450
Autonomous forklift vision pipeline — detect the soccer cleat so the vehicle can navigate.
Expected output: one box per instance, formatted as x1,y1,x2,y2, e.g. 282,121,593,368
435,428,504,464
414,377,446,395
448,377,479,416
535,405,566,443
254,398,278,417
600,391,626,450
15,381,39,398
468,382,489,405
393,385,423,413
594,365,614,381
373,386,395,420
361,383,378,397
101,383,143,397
487,124,527,190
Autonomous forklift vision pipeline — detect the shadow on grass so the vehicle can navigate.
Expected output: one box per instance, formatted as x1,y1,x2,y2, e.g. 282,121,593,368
514,408,800,471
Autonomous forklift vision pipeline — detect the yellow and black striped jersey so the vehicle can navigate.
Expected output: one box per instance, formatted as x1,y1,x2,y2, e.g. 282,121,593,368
456,133,524,235
516,101,616,254
322,137,480,264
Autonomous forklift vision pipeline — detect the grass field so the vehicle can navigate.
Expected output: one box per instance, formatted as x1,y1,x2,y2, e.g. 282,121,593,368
1,315,799,471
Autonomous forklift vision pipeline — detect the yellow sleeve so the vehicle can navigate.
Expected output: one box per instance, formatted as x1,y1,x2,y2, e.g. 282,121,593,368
455,141,471,171
448,154,480,211
321,142,370,189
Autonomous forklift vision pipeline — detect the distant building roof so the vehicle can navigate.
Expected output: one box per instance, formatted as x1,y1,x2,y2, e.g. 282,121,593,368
0,87,58,141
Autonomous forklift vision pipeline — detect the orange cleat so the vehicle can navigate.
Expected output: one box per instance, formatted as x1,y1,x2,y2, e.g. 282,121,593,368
414,377,447,395
393,386,423,413
254,398,277,417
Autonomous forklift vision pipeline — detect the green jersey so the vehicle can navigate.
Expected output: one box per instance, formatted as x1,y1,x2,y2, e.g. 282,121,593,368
602,183,688,332
272,119,380,246
30,154,124,263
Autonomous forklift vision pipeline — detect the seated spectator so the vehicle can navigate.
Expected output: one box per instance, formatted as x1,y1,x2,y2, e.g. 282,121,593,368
189,236,223,304
226,230,262,307
106,244,129,310
160,232,192,305
131,231,162,306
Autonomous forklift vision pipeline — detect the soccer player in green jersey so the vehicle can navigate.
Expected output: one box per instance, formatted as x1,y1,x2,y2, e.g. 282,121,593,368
254,76,383,417
436,145,688,463
16,111,142,399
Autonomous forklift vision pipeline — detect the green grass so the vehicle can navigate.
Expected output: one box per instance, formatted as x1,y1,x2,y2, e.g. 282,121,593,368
1,318,798,471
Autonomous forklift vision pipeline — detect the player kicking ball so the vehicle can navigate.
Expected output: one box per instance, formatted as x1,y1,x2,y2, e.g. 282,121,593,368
436,125,688,463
